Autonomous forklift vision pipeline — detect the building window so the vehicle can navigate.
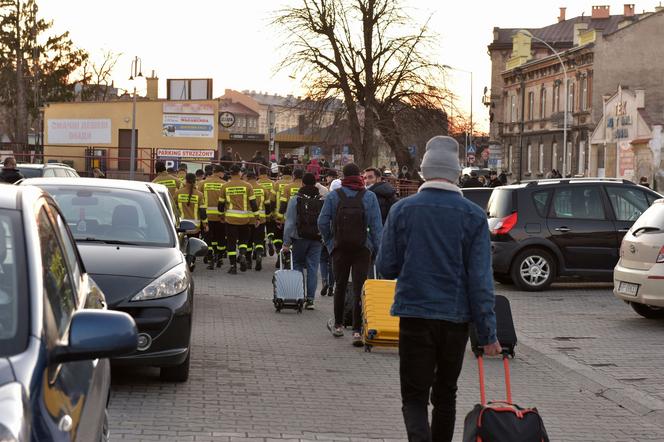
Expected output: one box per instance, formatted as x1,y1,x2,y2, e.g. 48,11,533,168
568,82,575,113
580,76,588,111
527,144,532,173
510,95,517,122
527,92,534,121
539,143,544,173
540,89,547,119
553,83,560,113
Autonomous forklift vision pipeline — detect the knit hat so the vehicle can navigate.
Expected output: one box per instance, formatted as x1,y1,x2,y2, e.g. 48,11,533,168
420,136,461,182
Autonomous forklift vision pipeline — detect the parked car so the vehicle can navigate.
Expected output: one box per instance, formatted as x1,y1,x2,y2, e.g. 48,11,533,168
16,163,79,179
461,187,494,211
0,185,137,441
21,178,207,382
488,178,662,291
614,198,664,318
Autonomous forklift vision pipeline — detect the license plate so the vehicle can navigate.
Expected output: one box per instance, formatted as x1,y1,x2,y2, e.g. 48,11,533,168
618,281,639,296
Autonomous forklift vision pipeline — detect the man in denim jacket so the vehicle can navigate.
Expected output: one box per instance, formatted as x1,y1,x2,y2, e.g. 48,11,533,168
376,136,501,442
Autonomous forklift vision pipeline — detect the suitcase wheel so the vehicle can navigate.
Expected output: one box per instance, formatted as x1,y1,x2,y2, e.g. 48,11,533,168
364,344,372,353
297,300,304,314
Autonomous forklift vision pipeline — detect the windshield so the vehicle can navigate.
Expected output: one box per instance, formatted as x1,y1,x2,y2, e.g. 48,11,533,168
16,167,42,179
631,202,664,232
0,210,28,356
40,186,174,247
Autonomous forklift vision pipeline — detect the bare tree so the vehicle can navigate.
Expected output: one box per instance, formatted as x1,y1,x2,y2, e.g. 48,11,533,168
80,49,121,101
274,0,450,169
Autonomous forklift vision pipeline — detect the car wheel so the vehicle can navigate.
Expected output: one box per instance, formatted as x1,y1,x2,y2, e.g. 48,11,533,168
630,302,664,319
160,353,190,382
100,409,110,442
493,274,513,285
511,249,555,291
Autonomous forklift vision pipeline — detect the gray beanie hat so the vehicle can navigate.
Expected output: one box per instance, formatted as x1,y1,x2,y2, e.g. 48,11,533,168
420,136,461,181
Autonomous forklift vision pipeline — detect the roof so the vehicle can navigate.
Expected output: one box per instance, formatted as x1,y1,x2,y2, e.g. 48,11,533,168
0,185,44,210
638,108,664,127
20,177,158,192
492,13,646,47
219,101,259,117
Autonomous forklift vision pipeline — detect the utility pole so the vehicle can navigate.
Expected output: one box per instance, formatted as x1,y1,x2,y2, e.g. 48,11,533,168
518,69,526,182
15,0,28,155
129,56,142,180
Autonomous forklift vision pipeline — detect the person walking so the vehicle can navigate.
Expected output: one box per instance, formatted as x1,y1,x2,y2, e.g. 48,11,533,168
246,170,272,271
280,168,304,218
376,135,500,442
283,173,324,310
152,160,181,201
462,171,482,188
364,167,398,224
92,168,106,178
174,173,208,237
0,157,24,184
219,165,260,274
306,158,322,181
199,164,226,269
639,176,651,188
257,167,277,256
272,166,293,265
318,163,383,346
488,170,502,188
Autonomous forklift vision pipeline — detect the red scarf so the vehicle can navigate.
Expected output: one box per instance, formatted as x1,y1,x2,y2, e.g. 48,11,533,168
342,175,366,191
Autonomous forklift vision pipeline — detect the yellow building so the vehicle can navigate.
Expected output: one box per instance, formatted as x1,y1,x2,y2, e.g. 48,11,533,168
43,99,218,179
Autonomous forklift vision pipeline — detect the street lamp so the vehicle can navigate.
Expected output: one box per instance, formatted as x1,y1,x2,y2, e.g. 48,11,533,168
517,30,568,177
128,56,143,180
443,65,474,152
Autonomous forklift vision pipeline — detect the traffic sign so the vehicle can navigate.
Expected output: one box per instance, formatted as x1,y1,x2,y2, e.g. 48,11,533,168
466,145,477,154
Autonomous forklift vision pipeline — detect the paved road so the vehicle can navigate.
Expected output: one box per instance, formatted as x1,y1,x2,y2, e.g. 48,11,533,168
109,257,664,441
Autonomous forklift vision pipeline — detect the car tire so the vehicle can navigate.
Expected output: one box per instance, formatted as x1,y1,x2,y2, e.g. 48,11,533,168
160,353,190,382
511,249,556,291
630,302,664,319
100,409,110,442
493,274,513,285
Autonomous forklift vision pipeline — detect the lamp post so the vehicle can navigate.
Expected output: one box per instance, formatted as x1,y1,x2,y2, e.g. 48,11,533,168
128,56,143,180
443,65,474,154
517,30,568,177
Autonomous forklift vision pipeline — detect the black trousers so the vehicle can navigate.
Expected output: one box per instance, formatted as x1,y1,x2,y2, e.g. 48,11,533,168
206,221,224,254
332,247,371,332
251,223,266,255
399,317,469,442
265,220,276,241
273,223,284,248
225,224,251,257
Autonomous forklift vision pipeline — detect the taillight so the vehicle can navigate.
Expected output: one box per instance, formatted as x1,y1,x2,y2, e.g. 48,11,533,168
657,246,664,263
491,212,518,235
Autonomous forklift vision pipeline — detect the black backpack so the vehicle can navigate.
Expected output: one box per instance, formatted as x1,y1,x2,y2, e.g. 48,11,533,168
296,194,323,240
333,188,367,250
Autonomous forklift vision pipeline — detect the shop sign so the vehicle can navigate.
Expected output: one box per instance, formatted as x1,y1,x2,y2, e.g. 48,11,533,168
157,149,215,160
229,133,265,140
163,102,215,115
47,119,111,144
219,112,236,128
162,114,214,138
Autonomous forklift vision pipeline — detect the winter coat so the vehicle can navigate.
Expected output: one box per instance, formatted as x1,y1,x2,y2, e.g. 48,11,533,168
0,168,24,184
368,181,398,224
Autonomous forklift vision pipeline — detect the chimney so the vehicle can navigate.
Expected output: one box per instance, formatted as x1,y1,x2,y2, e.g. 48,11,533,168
592,5,610,19
146,70,158,100
657,2,664,12
624,4,635,16
635,89,645,108
574,23,589,45
559,7,567,22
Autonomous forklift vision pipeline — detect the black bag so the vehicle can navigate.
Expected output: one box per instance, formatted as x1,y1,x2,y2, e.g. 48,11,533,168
333,189,367,250
296,194,323,240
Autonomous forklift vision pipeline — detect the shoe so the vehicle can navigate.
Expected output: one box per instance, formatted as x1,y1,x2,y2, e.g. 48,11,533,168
320,284,328,298
254,256,262,271
246,258,253,270
305,299,314,310
275,255,281,269
327,319,344,337
268,241,275,256
328,285,335,297
207,260,214,270
352,332,363,347
239,255,247,272
228,265,237,275
215,254,223,268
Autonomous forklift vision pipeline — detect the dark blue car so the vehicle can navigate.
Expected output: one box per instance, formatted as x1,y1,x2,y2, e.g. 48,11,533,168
0,185,137,441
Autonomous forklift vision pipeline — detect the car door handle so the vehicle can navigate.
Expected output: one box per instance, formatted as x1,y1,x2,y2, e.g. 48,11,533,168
555,227,571,232
618,228,629,233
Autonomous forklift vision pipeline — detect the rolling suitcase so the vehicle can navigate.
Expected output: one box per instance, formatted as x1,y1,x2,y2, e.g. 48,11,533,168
361,267,399,352
272,250,305,313
464,295,549,442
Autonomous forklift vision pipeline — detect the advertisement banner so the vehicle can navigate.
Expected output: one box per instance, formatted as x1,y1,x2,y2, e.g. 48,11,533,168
618,141,635,180
156,149,215,160
47,119,111,144
162,114,214,138
163,102,215,115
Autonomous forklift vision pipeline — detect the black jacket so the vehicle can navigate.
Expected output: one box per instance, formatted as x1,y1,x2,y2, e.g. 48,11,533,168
0,168,24,184
368,181,398,224
462,177,483,188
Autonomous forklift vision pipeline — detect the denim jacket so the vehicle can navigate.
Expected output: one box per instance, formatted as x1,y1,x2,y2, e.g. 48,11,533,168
376,181,497,346
317,186,383,254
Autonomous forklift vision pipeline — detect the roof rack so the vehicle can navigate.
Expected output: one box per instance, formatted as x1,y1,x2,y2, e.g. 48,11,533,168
523,177,634,187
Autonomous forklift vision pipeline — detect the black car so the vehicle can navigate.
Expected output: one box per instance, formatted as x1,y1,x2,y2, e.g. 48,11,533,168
22,178,207,382
461,187,494,211
488,178,662,291
0,185,136,441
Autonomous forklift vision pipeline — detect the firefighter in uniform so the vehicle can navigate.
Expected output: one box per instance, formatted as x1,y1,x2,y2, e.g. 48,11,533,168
219,165,260,275
199,164,226,269
279,168,304,218
174,173,208,237
177,164,188,186
152,160,181,201
246,170,272,271
272,166,293,266
256,167,276,256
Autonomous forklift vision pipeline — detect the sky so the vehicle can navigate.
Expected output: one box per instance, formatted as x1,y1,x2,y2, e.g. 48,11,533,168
40,0,664,133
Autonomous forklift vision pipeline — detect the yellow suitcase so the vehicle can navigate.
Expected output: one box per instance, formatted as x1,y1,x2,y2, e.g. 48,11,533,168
361,279,399,352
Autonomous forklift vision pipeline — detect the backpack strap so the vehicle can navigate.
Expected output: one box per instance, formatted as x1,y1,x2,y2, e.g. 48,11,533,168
336,188,347,200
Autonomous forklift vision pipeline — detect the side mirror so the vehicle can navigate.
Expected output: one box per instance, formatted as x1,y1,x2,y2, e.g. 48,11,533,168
177,220,197,233
51,310,137,364
187,237,208,257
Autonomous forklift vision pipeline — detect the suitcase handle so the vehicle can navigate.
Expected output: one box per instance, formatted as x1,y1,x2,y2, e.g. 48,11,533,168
279,248,293,270
477,353,512,406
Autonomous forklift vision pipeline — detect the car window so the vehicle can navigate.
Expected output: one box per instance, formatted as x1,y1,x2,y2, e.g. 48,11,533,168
16,167,42,179
50,204,82,289
646,192,660,205
54,168,68,177
606,186,650,222
0,209,28,356
41,186,174,247
37,206,77,337
532,190,552,217
42,168,55,177
631,202,664,231
487,189,515,218
551,186,606,220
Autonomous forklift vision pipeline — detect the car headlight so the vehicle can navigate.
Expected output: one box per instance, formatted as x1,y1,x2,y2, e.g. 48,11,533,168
131,263,189,301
